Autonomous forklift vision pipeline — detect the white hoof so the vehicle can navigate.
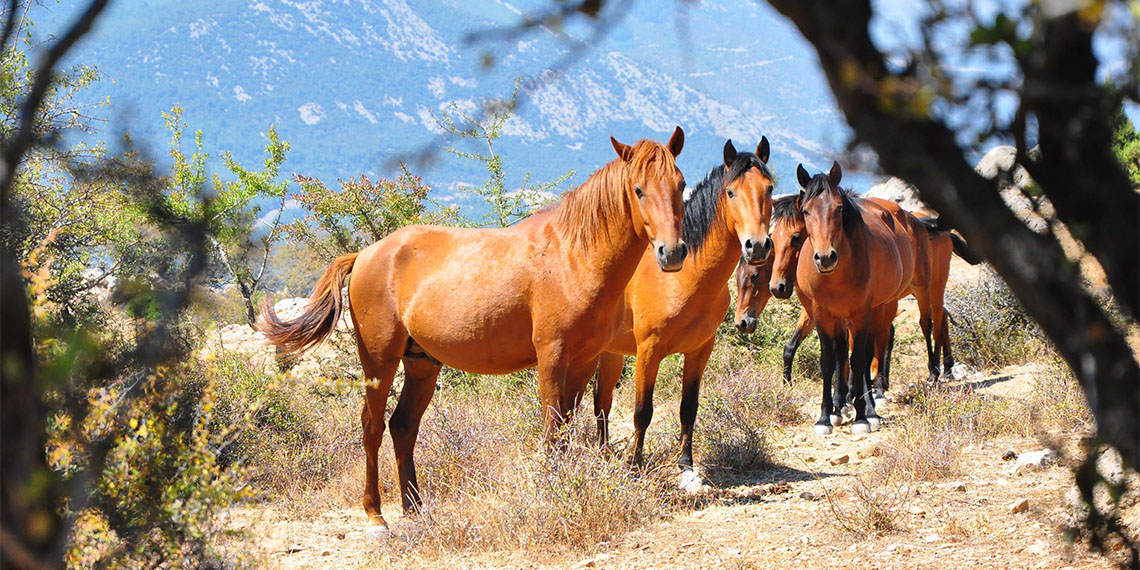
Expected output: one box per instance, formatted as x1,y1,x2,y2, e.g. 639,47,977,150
868,417,882,431
814,424,833,436
874,396,888,408
829,414,842,426
364,524,390,541
851,421,872,435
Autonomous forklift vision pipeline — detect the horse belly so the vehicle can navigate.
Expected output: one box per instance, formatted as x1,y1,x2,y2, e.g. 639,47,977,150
404,293,538,374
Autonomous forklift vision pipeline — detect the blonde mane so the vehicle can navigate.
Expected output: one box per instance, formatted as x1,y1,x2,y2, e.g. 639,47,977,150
553,139,677,249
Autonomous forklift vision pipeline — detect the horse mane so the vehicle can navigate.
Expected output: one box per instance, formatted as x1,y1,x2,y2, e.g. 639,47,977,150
553,139,675,249
683,152,770,254
802,174,863,235
772,194,799,223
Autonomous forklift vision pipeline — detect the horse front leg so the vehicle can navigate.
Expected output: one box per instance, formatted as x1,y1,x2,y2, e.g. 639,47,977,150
814,325,837,436
630,340,663,466
593,352,625,447
536,343,568,446
678,338,715,470
783,308,815,384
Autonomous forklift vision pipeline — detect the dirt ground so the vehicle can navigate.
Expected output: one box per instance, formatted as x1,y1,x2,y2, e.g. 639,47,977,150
226,258,1138,569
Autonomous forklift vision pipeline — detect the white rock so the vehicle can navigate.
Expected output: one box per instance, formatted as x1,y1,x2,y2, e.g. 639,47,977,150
363,524,389,541
1015,449,1059,473
273,297,311,321
1027,540,1049,555
865,177,927,212
679,469,706,495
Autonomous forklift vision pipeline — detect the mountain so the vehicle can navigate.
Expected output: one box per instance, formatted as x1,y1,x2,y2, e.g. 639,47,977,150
32,0,859,214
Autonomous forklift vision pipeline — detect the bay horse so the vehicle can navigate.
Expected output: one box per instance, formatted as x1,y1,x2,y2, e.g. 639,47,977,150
733,256,772,334
795,162,916,435
592,138,775,467
758,194,980,393
258,129,688,529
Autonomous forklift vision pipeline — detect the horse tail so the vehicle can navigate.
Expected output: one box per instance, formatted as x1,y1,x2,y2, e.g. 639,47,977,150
915,216,984,265
257,252,359,355
949,232,983,265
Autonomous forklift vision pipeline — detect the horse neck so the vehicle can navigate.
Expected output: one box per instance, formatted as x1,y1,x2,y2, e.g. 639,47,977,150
688,201,743,288
553,162,646,284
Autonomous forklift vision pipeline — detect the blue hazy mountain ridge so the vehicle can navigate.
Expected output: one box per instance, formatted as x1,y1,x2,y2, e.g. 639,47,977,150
32,0,849,215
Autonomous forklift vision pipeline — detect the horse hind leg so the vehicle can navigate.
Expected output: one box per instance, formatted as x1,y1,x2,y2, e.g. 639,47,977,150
359,353,400,529
593,352,625,447
390,354,440,514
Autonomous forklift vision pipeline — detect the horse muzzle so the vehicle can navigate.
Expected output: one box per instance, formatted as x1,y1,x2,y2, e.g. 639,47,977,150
769,278,793,299
736,314,758,334
742,235,773,265
656,241,687,272
813,249,838,273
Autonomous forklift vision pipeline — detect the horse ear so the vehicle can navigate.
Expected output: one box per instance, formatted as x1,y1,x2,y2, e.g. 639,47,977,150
611,136,634,162
796,164,811,188
828,161,842,187
756,136,770,163
723,139,738,168
667,126,685,157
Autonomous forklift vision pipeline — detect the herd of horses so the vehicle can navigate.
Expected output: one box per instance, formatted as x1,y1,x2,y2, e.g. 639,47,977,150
258,128,981,529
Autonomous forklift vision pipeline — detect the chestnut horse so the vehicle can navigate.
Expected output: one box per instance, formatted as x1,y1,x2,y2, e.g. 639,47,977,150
258,130,688,528
795,162,916,436
592,138,775,467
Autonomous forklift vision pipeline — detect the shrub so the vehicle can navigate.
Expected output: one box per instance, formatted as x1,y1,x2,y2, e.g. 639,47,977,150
943,267,1048,369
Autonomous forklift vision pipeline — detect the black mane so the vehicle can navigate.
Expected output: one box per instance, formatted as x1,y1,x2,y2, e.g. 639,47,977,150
772,194,799,222
802,174,863,234
683,152,771,253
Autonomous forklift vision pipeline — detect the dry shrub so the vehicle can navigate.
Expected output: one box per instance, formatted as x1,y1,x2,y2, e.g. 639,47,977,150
208,351,362,514
824,474,912,537
1028,355,1093,431
384,398,679,557
699,361,805,478
943,267,1049,369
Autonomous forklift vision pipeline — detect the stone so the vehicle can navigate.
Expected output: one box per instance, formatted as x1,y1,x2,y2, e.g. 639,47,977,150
865,177,927,212
795,433,808,443
923,534,941,543
1015,449,1058,473
1001,450,1017,461
829,454,850,466
1027,540,1048,555
1009,498,1030,514
364,525,389,541
857,448,874,459
679,469,706,495
908,504,926,515
799,491,819,501
573,559,597,569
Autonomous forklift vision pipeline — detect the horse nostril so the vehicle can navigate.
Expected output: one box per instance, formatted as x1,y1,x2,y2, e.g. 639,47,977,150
657,244,666,258
744,239,754,251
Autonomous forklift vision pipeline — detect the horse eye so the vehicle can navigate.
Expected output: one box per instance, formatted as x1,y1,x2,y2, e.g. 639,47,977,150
792,233,802,244
727,189,736,198
635,186,644,198
802,209,810,217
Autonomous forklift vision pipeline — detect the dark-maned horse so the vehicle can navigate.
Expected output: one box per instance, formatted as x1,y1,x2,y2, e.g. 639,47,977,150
593,138,775,468
795,162,915,435
258,130,688,529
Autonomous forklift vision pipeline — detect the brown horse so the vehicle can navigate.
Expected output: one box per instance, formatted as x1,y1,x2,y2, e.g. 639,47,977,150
795,162,916,435
258,130,688,528
592,138,775,467
733,257,772,334
760,194,980,394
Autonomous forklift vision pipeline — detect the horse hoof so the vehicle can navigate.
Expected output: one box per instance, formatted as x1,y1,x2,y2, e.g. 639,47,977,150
813,424,833,436
851,421,872,435
829,414,842,426
868,417,882,431
364,524,390,541
874,396,888,409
